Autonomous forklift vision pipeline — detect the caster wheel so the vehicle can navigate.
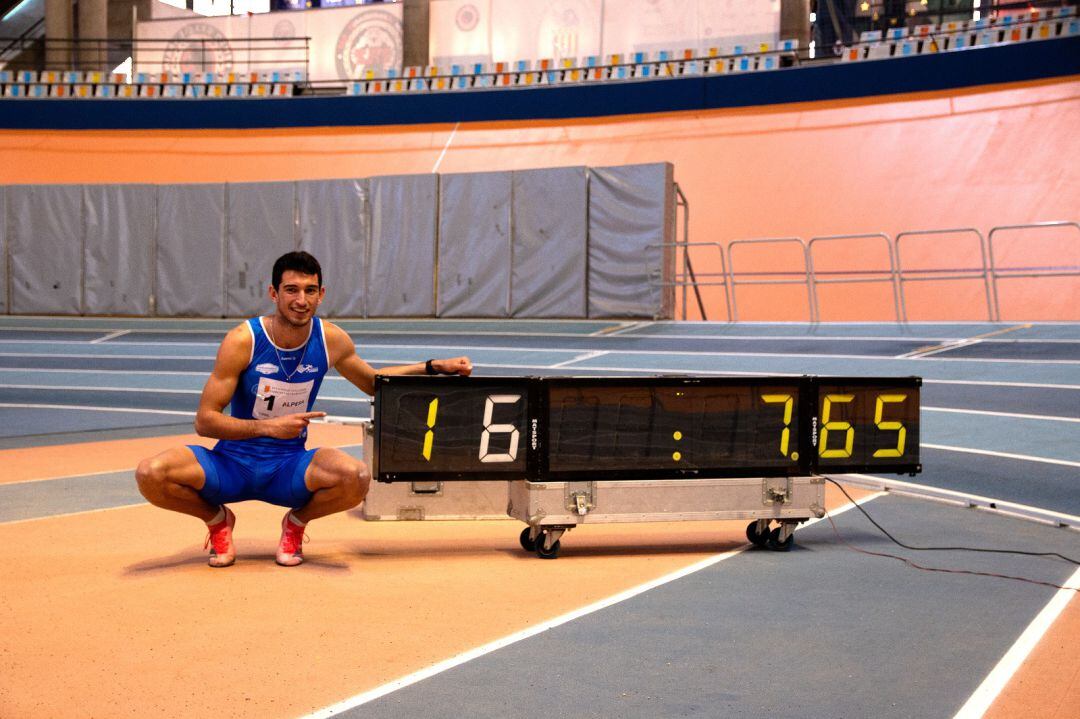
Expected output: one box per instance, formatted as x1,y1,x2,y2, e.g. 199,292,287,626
746,521,769,547
765,527,794,552
519,527,537,552
536,535,561,559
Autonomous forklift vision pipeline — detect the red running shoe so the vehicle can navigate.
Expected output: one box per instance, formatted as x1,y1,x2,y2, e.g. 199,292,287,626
204,506,236,568
276,512,307,567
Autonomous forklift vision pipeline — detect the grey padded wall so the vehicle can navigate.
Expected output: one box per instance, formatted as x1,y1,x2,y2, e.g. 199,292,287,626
84,185,155,315
9,185,83,314
226,182,297,317
368,174,437,317
156,184,226,317
438,171,512,318
298,179,368,317
587,163,675,318
511,167,588,318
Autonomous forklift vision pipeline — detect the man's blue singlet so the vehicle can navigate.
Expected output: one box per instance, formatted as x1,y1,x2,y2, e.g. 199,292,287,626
192,316,330,508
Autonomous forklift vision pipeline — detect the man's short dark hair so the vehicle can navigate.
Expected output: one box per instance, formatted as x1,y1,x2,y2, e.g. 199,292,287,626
272,251,323,289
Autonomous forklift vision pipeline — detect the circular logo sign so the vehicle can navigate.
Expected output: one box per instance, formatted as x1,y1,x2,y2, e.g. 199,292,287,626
162,22,234,76
456,4,480,32
273,20,297,44
335,9,403,80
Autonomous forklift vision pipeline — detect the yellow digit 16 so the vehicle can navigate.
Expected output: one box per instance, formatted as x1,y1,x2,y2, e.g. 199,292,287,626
819,394,854,458
761,394,793,457
422,398,439,461
873,393,907,458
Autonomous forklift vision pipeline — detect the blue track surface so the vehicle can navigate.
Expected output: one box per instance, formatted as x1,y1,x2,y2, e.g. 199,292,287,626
1,317,1078,719
0,318,1076,514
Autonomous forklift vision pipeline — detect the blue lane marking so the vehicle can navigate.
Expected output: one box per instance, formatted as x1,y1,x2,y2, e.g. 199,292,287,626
0,407,188,437
566,352,1080,385
922,412,1080,464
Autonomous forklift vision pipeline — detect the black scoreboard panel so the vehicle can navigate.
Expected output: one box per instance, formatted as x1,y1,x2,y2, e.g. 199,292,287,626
373,375,921,482
811,377,921,475
374,377,537,481
545,378,810,480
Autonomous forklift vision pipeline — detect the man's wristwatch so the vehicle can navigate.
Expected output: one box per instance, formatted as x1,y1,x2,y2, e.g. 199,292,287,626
425,359,438,375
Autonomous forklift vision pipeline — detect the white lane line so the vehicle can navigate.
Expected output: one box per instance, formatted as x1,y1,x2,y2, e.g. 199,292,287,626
0,402,195,416
1,340,1078,365
923,443,1080,468
896,339,979,359
431,121,459,173
1,359,1077,397
923,406,1080,423
0,502,147,526
0,385,370,403
302,493,882,718
952,565,1080,719
1,360,1077,391
549,350,609,368
90,330,132,344
594,322,652,337
925,379,1080,391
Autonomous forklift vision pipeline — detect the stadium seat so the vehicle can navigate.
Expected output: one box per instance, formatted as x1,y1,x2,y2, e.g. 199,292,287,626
206,84,226,98
94,84,115,98
162,84,183,98
38,70,61,84
657,60,679,77
72,84,92,98
682,59,703,75
410,77,429,90
138,84,159,98
272,83,293,96
610,65,631,80
251,83,272,97
116,84,137,98
4,83,26,97
633,64,654,78
758,55,779,71
886,28,908,40
48,84,70,97
517,71,540,86
184,84,206,98
704,58,727,74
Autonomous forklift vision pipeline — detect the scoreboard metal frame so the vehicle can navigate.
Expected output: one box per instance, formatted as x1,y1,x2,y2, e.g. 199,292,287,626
372,375,922,483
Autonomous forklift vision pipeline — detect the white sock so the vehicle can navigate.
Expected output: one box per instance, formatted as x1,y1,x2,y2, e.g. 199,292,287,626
287,511,307,527
207,507,225,526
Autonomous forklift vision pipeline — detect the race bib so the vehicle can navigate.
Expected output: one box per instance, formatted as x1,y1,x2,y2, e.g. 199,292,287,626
252,378,314,420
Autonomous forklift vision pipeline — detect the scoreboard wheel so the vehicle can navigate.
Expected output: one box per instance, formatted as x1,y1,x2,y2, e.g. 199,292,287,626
519,527,537,552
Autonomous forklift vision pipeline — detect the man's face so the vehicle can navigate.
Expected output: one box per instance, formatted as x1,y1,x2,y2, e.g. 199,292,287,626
269,270,324,327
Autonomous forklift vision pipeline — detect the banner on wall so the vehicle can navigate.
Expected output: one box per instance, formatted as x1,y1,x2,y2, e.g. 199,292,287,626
135,2,403,81
429,0,492,67
429,0,778,65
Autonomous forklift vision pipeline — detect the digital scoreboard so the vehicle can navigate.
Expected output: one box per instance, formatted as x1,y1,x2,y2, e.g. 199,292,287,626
373,376,921,482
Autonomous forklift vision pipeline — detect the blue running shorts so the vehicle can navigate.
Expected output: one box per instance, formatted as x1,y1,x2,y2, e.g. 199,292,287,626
190,445,316,509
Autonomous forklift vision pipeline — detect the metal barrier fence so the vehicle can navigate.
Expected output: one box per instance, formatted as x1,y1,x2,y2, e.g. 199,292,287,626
664,221,1078,321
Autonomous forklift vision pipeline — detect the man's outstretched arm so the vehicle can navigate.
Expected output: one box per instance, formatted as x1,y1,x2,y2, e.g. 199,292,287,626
324,322,472,396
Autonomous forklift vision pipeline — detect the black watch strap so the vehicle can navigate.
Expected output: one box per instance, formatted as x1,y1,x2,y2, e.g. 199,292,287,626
425,359,437,375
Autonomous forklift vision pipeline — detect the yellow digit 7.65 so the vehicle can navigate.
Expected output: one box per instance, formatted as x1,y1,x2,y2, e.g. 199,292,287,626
761,394,793,457
421,398,439,461
873,393,907,458
819,394,855,458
